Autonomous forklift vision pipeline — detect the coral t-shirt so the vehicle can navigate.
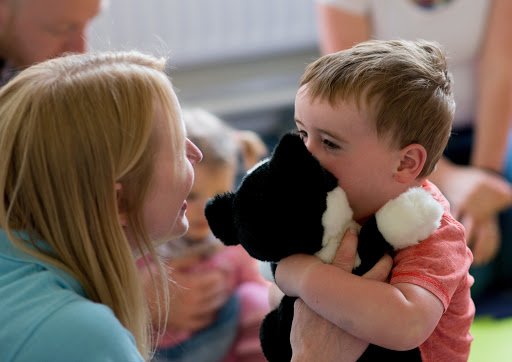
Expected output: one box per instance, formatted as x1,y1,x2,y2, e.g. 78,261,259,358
390,181,475,361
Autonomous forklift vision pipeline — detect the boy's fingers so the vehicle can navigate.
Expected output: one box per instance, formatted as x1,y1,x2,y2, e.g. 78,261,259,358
362,254,393,282
331,227,359,272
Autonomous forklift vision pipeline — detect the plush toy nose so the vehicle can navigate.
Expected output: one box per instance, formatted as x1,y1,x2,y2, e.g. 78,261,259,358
204,192,239,246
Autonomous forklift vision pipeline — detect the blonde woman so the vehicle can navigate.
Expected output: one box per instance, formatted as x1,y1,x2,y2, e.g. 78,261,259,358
0,51,202,361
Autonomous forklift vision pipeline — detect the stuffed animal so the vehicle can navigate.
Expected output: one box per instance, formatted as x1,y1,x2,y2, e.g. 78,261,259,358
205,132,443,362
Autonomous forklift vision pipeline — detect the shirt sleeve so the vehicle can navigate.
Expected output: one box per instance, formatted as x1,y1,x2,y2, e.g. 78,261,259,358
390,214,472,311
316,0,370,15
16,299,144,362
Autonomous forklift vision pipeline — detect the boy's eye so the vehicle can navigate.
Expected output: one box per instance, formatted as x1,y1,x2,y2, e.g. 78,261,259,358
297,130,308,141
323,139,339,149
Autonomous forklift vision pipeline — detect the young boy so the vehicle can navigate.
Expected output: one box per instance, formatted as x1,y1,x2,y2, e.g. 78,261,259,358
275,39,475,361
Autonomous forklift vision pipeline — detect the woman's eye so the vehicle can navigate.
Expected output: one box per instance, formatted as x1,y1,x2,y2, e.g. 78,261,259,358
297,130,307,140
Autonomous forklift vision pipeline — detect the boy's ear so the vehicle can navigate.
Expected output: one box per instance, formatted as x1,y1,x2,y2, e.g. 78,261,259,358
394,144,426,183
115,182,128,226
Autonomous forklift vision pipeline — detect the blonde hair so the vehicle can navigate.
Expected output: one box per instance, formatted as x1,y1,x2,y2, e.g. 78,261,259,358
0,51,184,359
183,108,267,171
300,39,455,178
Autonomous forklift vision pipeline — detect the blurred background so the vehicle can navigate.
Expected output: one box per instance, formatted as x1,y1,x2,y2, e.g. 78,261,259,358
89,0,320,147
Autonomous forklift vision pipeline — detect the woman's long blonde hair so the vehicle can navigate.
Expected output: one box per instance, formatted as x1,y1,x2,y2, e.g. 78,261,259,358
0,51,184,359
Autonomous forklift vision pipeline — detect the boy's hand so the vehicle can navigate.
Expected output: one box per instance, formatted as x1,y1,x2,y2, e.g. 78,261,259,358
289,228,393,361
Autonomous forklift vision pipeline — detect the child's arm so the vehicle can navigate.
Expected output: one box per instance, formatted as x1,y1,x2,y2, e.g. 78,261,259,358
290,230,394,361
275,228,444,351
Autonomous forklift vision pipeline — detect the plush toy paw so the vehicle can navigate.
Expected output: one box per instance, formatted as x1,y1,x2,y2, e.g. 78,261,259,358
376,187,444,250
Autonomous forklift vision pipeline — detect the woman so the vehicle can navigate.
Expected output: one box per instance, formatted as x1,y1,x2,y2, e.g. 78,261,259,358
0,50,202,361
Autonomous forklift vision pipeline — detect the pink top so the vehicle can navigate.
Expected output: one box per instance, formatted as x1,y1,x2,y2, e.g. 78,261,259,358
155,243,267,348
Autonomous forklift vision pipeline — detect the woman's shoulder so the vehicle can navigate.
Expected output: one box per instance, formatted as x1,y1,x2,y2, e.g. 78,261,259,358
0,249,143,362
17,299,144,361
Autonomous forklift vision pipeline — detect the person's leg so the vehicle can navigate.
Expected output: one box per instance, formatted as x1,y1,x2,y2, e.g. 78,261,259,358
153,294,240,362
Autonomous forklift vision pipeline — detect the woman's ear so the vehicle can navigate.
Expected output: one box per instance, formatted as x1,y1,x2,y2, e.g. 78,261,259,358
394,144,426,183
116,182,128,227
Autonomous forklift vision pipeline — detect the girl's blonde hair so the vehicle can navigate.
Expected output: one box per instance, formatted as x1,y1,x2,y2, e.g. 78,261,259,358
183,108,268,171
0,51,184,359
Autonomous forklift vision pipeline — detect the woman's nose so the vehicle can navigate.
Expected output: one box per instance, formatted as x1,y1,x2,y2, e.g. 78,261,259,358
186,138,202,166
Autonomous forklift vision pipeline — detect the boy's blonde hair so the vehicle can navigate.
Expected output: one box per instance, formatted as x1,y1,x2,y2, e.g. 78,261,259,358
300,39,455,178
183,108,268,171
0,51,183,359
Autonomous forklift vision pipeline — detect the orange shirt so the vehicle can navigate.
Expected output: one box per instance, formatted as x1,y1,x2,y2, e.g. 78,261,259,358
391,181,475,361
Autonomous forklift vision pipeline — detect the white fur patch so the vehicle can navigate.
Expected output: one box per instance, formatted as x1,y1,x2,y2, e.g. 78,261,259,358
315,187,360,264
258,261,275,283
376,187,443,250
246,157,269,175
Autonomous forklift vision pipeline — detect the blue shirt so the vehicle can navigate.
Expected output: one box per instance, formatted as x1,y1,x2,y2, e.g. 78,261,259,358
0,230,144,362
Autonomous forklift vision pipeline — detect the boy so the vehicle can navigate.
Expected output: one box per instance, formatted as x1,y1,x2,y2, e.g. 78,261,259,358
275,39,475,361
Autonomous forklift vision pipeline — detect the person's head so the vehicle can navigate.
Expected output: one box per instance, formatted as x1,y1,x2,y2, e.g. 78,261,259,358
0,0,103,69
182,108,239,241
0,50,201,358
182,108,268,241
295,39,454,220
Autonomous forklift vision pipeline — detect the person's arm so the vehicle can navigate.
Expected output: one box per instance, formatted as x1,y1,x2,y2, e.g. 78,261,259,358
472,0,512,172
429,0,512,264
316,2,370,54
429,159,512,265
276,229,443,351
289,228,393,361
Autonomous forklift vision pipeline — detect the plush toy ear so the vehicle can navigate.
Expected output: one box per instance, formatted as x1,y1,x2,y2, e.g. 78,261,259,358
269,132,338,191
204,192,239,246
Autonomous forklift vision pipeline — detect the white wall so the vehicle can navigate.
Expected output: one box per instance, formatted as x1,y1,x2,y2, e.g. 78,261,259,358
89,0,319,68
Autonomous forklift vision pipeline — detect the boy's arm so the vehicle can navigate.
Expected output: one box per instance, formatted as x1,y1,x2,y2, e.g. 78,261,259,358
275,229,444,351
290,235,393,361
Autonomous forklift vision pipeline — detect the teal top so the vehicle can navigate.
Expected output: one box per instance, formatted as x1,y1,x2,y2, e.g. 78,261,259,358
0,230,144,362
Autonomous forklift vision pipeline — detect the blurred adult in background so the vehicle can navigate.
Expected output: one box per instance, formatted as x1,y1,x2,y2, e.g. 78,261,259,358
0,0,102,87
315,0,512,306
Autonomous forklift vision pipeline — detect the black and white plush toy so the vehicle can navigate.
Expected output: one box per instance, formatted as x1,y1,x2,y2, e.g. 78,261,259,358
205,132,443,362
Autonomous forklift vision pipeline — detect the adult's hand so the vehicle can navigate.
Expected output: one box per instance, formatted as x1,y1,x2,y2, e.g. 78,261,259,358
443,164,512,221
461,214,501,266
431,159,512,263
289,228,393,361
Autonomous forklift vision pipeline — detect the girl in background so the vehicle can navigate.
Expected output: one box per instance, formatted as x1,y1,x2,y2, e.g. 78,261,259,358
141,108,270,362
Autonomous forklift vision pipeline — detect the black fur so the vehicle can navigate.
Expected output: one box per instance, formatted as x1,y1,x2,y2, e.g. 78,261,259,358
205,133,422,362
